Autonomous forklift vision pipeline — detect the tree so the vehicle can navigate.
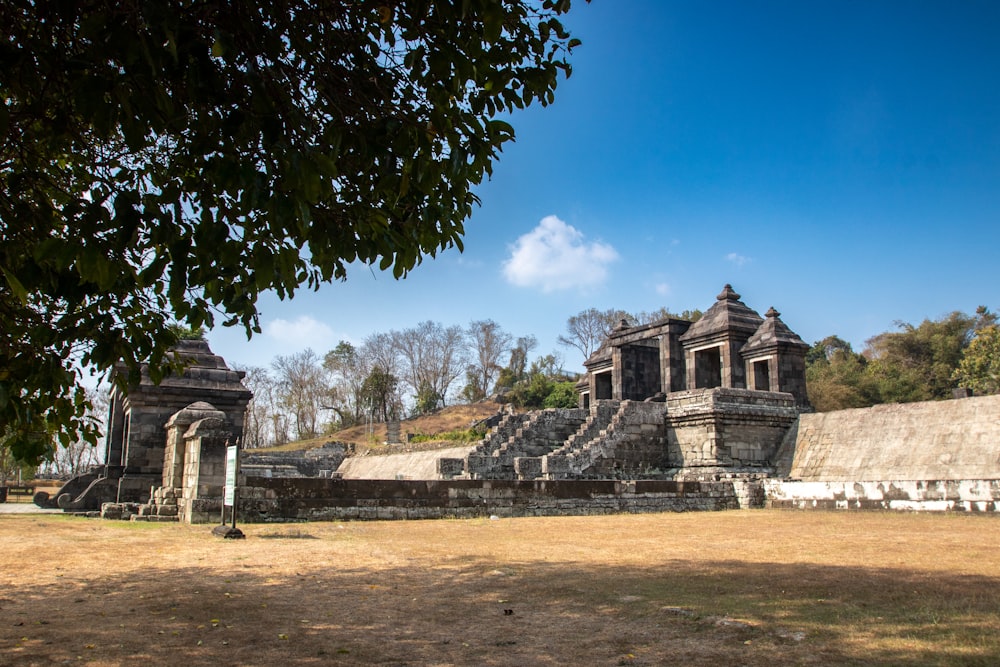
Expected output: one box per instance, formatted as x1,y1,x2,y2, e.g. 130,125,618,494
557,308,629,361
497,335,538,390
864,312,977,401
42,387,107,477
0,428,36,487
360,366,401,424
392,321,467,411
464,319,513,401
271,349,332,441
631,307,703,325
805,340,879,412
237,365,283,448
323,341,368,429
953,324,1000,395
0,0,583,463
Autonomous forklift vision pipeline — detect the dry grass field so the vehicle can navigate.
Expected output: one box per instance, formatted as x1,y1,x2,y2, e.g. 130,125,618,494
1,510,998,666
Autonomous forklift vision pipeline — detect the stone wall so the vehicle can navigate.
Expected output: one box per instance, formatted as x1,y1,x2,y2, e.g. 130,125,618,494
779,394,1000,481
764,479,1000,512
234,477,744,523
664,388,800,468
242,443,347,479
338,445,477,480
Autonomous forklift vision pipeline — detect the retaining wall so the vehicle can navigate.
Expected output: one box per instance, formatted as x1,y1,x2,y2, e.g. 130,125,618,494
234,477,746,522
780,395,1000,481
336,446,475,480
764,479,1000,512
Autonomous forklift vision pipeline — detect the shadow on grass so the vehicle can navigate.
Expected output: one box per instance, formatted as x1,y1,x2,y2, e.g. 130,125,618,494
1,557,997,666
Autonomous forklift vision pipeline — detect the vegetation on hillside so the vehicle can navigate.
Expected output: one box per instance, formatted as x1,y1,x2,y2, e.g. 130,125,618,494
805,307,997,412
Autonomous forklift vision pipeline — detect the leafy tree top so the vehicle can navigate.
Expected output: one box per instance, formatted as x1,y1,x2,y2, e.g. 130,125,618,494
0,0,583,463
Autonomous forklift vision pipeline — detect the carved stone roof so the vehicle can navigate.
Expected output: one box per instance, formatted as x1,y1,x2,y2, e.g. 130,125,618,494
742,307,809,354
678,284,764,345
583,340,613,369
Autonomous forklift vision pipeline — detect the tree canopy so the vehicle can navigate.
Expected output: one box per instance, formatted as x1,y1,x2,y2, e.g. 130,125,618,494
805,309,997,412
0,0,582,463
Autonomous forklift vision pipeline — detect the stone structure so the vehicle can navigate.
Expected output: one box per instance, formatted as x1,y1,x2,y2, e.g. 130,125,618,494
43,284,999,523
428,285,811,484
237,478,750,522
36,339,252,512
764,394,1000,511
578,285,810,408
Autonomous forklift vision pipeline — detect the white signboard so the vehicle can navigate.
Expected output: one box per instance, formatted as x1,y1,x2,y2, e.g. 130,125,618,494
224,444,238,507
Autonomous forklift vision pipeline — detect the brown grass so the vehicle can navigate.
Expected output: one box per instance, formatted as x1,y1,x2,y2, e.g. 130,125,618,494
1,510,998,666
261,401,505,452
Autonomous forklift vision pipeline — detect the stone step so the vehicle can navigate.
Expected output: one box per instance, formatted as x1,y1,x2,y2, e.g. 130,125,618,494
131,515,179,523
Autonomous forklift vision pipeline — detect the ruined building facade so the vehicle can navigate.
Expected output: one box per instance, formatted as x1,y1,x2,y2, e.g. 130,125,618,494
578,284,809,408
36,339,252,520
451,285,811,482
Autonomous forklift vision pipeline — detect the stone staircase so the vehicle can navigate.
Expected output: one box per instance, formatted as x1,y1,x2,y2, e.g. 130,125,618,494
100,486,182,522
540,401,670,479
462,409,588,480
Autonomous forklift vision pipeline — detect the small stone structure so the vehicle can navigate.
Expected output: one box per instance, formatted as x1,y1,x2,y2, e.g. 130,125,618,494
37,339,252,514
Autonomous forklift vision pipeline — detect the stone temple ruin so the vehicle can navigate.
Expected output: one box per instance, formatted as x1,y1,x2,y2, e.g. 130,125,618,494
38,285,1000,521
453,284,810,482
36,340,251,520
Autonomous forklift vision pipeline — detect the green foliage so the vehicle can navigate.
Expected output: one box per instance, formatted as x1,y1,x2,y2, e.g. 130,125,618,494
542,381,579,408
360,367,400,423
806,310,991,411
500,354,577,409
0,0,582,463
166,324,206,341
805,343,880,412
460,367,488,404
953,325,1000,395
864,312,976,401
0,427,39,485
413,381,444,417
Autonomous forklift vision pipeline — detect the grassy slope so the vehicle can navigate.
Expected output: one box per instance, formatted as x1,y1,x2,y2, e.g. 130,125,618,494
260,400,505,453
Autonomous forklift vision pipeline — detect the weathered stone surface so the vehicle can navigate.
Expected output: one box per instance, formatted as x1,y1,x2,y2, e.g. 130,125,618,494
231,477,745,524
764,479,1000,512
782,394,1000,482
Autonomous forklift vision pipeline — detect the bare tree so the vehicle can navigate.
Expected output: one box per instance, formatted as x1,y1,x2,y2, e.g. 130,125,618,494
272,349,333,441
392,321,468,411
237,366,282,448
465,319,513,401
557,308,630,361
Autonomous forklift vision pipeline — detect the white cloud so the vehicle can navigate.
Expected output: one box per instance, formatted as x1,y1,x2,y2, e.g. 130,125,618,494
502,215,619,292
726,252,751,268
655,283,672,297
264,315,336,351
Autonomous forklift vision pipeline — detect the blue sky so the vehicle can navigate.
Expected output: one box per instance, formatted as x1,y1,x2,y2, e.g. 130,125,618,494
208,0,1000,374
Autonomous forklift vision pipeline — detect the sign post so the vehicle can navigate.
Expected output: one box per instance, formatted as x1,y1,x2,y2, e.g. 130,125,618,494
212,440,245,539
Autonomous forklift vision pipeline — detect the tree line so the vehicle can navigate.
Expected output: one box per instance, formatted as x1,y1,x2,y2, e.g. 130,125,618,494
238,320,579,448
805,308,998,412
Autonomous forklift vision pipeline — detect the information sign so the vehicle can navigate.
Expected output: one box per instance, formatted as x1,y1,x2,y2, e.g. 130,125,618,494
224,444,238,507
